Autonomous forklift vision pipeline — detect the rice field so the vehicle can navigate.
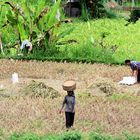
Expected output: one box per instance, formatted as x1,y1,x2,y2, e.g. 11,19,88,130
0,59,140,139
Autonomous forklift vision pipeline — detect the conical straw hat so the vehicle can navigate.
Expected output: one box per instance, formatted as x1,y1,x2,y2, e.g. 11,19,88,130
62,80,76,91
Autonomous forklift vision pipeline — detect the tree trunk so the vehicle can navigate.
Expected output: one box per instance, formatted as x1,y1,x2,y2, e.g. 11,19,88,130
0,34,5,55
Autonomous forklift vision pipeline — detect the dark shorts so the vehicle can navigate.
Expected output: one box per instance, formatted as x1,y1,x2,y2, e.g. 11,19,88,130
137,69,140,82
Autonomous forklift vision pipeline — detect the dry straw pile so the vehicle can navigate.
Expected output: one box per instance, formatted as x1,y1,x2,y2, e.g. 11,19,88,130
21,80,59,98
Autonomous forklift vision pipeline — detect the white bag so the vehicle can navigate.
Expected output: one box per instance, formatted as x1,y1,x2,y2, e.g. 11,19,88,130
119,76,136,85
12,73,19,84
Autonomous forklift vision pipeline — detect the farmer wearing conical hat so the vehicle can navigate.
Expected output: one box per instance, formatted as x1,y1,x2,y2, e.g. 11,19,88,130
60,81,76,129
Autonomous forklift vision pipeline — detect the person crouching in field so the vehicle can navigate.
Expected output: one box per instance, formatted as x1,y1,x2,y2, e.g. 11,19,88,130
59,90,76,129
20,39,32,55
125,59,140,83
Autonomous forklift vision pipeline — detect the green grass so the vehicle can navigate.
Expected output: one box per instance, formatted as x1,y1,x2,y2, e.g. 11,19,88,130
1,0,140,64
109,93,139,101
55,18,140,63
6,131,140,140
123,2,140,7
1,17,140,64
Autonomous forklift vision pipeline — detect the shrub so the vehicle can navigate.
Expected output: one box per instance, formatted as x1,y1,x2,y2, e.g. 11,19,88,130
61,131,81,140
6,131,140,140
41,134,59,140
7,132,40,140
124,132,140,140
90,132,117,140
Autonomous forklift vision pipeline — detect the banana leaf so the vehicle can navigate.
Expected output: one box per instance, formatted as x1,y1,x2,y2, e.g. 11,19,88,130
44,0,61,30
57,27,75,40
17,23,28,40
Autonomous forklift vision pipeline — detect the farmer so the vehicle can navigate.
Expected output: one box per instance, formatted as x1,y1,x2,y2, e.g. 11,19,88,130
59,90,76,129
20,39,32,54
125,60,140,83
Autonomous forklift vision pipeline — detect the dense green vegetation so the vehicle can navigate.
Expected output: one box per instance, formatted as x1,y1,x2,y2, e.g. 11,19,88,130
0,0,67,57
1,0,140,64
4,131,140,140
54,18,140,64
2,17,140,64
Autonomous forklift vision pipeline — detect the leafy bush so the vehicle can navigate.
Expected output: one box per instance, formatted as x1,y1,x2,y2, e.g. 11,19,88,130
7,132,40,140
106,10,117,19
41,134,59,140
6,131,140,140
124,132,140,140
7,132,81,140
90,132,115,140
61,131,81,140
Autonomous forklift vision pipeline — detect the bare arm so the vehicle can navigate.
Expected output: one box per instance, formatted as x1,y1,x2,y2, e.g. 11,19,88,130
132,65,138,77
59,97,66,114
136,65,138,76
131,70,134,76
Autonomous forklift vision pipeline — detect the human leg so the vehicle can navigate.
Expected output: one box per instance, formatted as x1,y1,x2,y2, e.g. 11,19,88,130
70,112,75,127
137,69,140,83
65,112,71,128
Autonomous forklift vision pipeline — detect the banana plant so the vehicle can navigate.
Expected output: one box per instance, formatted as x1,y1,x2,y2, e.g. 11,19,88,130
1,0,75,55
1,1,59,46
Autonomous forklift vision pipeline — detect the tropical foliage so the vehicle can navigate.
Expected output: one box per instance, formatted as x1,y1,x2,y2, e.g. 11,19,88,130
81,0,108,18
6,131,140,140
0,0,73,56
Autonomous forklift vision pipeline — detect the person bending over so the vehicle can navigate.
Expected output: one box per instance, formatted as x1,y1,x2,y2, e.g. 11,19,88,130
125,59,140,83
20,39,32,55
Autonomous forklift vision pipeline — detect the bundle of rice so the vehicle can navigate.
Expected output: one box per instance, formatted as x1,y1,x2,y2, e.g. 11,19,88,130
62,80,76,91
